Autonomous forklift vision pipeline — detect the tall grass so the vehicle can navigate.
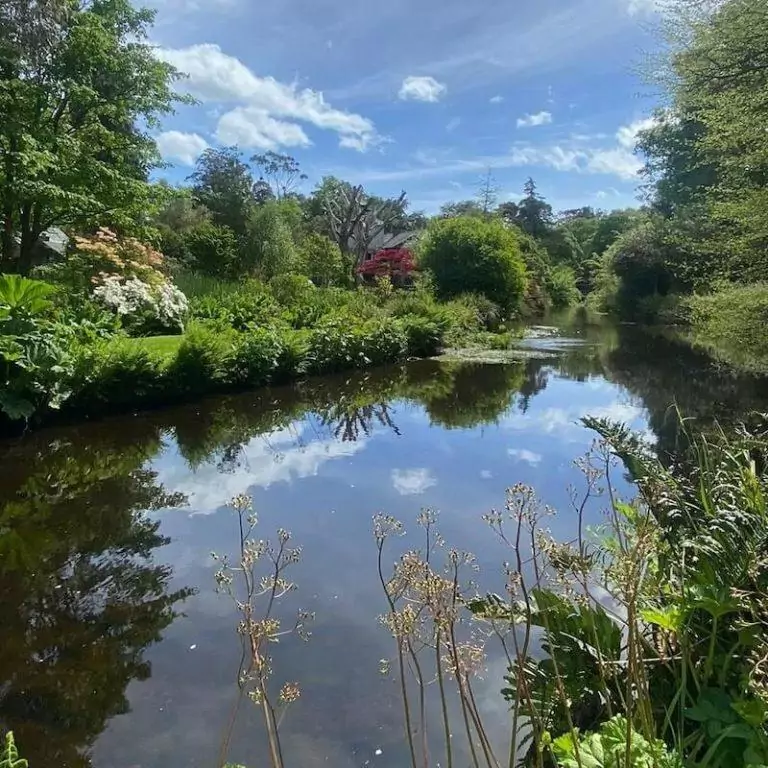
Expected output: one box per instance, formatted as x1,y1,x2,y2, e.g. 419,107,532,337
374,414,768,768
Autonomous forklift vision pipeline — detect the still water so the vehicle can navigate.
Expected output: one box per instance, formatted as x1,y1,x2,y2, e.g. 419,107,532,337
1,318,767,768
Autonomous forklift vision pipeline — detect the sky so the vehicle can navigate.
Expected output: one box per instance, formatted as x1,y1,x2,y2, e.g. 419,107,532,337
147,0,663,214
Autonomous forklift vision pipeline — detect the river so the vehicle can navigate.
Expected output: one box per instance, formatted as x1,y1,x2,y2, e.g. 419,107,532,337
1,317,767,768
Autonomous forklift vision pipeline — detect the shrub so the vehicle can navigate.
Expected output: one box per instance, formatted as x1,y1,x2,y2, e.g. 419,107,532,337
686,283,768,371
268,274,316,307
231,328,286,387
419,216,527,312
547,264,581,308
92,274,188,335
452,293,503,331
68,337,164,412
398,315,443,357
189,280,281,331
245,202,298,279
166,323,237,395
296,233,346,287
306,319,407,374
0,275,76,422
183,222,241,278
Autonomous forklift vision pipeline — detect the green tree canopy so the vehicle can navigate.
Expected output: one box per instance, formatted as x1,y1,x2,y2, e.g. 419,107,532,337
189,147,255,238
0,0,182,272
418,216,527,312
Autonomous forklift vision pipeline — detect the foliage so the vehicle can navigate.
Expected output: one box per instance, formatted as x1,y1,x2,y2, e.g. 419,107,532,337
182,221,241,279
189,147,255,237
188,279,280,331
419,216,527,313
296,232,346,287
251,151,307,200
166,323,238,395
357,247,416,284
0,732,26,768
684,283,768,372
0,0,182,272
245,201,298,279
553,716,683,768
547,265,581,308
0,274,72,421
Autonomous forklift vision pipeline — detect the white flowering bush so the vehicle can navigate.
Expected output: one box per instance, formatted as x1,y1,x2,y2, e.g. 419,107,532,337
93,274,188,334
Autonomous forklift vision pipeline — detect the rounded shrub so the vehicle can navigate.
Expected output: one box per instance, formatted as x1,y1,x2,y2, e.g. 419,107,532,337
418,217,527,313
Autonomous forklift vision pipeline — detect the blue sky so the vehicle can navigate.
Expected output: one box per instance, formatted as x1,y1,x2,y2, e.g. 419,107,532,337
148,0,661,214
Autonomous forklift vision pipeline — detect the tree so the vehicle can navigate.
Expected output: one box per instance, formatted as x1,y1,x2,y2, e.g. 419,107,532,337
476,168,499,214
251,151,307,200
296,233,345,287
440,200,484,219
245,201,297,279
512,178,554,239
313,177,409,278
0,432,190,767
0,0,182,272
189,147,255,237
418,216,527,312
183,221,240,278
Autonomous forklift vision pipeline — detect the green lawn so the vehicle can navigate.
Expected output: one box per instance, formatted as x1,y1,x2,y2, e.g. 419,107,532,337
131,334,184,361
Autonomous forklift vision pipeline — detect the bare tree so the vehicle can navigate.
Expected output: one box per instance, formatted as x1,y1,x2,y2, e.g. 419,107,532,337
476,167,499,214
322,184,408,278
251,152,307,200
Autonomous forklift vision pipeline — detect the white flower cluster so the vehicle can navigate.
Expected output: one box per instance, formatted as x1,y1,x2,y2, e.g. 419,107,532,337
93,275,188,331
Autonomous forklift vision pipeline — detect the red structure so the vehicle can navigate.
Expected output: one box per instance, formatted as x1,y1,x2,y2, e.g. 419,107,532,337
357,247,416,285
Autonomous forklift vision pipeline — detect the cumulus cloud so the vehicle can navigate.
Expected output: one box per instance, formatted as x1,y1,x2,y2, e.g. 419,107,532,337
398,75,447,103
215,107,311,150
507,448,543,466
391,468,437,496
616,117,657,148
490,95,504,104
155,130,208,166
516,111,553,128
156,426,368,513
157,43,379,151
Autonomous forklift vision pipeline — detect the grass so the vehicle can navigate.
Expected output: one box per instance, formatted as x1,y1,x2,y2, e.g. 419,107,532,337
131,334,185,361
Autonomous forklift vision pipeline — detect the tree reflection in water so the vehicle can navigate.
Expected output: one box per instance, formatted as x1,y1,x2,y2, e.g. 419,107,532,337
0,428,192,768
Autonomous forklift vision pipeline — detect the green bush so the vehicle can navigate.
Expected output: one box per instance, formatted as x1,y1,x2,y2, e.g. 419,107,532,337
183,222,241,278
68,337,164,412
188,281,282,331
166,323,237,395
296,233,347,287
419,216,527,312
245,201,298,279
685,283,768,371
268,274,316,307
398,315,443,357
547,265,581,308
231,327,286,386
306,319,408,374
452,293,503,331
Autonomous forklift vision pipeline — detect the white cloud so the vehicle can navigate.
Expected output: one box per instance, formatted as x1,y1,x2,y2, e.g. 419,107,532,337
155,130,208,166
391,468,437,496
480,469,493,479
616,117,657,149
446,117,461,132
215,107,311,150
398,75,447,103
156,426,368,513
157,43,379,151
516,111,553,128
507,448,543,466
626,0,660,15
489,95,504,104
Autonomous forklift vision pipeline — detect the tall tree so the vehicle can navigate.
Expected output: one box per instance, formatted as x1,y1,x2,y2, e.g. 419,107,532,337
0,0,182,272
476,168,499,214
189,147,255,238
251,151,307,200
514,178,554,239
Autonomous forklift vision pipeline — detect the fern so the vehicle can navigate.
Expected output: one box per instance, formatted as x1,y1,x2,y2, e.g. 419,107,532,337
0,733,28,768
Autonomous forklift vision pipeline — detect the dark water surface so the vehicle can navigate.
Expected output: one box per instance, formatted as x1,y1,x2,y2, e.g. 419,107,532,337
1,318,767,768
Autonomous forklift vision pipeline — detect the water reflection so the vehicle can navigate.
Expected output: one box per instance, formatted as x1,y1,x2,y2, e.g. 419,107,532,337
0,317,767,768
0,432,192,767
